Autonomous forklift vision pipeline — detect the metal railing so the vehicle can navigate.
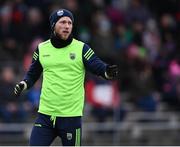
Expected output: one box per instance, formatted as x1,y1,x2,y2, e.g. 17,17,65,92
1,111,180,145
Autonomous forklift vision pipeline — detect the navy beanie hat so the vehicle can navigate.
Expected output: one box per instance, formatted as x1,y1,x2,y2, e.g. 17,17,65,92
49,9,74,31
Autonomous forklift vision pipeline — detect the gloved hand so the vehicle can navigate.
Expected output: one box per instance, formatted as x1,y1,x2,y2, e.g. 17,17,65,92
105,65,118,79
14,81,27,96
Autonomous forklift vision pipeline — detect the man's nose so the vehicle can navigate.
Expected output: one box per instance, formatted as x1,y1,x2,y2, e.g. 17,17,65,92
65,23,70,28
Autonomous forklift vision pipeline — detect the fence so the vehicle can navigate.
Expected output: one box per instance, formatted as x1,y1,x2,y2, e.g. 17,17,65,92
1,111,180,145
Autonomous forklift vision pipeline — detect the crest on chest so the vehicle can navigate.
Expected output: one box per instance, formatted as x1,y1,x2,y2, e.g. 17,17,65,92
69,53,76,60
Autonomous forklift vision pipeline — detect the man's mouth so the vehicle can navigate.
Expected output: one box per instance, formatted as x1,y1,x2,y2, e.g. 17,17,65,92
63,31,69,34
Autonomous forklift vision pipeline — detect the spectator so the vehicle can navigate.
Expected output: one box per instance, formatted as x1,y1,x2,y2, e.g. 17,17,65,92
85,76,120,122
0,66,29,122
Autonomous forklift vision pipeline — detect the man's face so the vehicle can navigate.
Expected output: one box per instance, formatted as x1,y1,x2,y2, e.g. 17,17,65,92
54,16,73,40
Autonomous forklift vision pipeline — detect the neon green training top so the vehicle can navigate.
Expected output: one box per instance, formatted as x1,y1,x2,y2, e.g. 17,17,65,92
38,39,85,117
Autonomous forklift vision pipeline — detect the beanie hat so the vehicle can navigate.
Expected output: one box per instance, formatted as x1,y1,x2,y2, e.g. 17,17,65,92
49,9,74,31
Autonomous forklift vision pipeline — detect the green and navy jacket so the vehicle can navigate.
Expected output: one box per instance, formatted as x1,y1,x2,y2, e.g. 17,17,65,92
24,38,107,117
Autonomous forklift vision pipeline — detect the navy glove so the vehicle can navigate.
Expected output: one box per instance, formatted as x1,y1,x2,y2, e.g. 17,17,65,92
105,65,118,79
14,81,27,96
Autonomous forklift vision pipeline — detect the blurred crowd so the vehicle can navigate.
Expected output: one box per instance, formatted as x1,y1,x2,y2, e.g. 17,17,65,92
0,0,180,123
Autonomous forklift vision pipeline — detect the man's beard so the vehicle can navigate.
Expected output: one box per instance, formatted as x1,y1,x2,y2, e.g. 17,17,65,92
54,31,70,40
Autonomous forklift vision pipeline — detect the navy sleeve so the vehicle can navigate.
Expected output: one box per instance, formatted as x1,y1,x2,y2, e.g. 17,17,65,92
23,47,43,89
82,44,107,78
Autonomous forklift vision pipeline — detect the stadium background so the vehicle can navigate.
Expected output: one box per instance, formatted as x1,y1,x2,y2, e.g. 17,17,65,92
0,0,180,145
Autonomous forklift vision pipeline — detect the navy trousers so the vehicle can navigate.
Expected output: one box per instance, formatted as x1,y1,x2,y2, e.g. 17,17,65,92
30,113,82,146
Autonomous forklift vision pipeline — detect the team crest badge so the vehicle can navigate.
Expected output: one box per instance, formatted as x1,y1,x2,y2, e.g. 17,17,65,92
57,10,64,16
70,53,76,60
67,133,72,140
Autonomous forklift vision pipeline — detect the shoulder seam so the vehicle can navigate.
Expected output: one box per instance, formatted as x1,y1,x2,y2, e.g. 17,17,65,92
40,40,50,44
38,40,50,50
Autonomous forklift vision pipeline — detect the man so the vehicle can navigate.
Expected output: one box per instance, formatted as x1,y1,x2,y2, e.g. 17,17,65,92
14,9,118,146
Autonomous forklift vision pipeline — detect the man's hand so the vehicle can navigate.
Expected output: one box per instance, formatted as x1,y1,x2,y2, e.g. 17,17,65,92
105,65,118,79
14,81,27,96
